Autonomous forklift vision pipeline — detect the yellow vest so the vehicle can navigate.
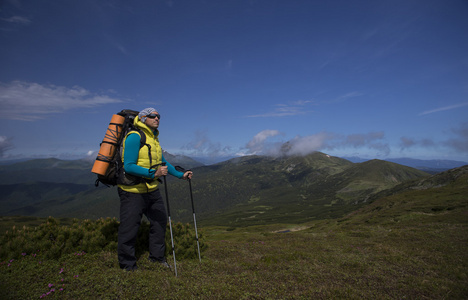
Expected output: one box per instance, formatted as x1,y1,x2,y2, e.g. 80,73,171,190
118,117,162,193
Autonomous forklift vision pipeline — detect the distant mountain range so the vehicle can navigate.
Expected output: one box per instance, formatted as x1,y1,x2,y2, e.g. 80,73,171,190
342,156,467,173
184,153,431,226
2,154,466,172
2,151,454,227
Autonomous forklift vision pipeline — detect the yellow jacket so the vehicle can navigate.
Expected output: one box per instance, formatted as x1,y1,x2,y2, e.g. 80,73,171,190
117,116,162,193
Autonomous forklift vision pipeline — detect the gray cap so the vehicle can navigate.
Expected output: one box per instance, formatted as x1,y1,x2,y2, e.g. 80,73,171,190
138,107,157,122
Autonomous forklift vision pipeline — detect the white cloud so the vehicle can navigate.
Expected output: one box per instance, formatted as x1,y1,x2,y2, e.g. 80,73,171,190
399,123,468,155
341,131,390,156
244,92,362,118
244,130,335,156
286,132,335,156
336,91,362,101
245,130,283,154
226,59,233,70
445,123,468,153
182,130,233,158
245,100,315,118
0,136,14,157
243,130,390,157
345,132,385,147
323,91,363,104
0,81,124,121
1,15,31,25
419,102,468,116
399,136,435,150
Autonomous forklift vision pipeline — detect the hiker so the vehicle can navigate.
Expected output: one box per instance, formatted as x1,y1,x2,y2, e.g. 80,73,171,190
117,107,193,271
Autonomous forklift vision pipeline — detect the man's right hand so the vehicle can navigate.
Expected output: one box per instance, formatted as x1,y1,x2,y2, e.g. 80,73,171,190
154,166,168,177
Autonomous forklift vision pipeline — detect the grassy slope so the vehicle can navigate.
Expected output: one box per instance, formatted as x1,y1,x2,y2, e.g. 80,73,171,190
196,158,429,227
1,167,466,299
0,153,429,226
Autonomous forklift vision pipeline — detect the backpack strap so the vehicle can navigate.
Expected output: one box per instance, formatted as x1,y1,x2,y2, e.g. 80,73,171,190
128,128,159,177
126,128,147,149
135,128,147,148
134,128,152,168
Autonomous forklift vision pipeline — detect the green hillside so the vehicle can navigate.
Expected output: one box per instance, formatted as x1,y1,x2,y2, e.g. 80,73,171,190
0,155,202,219
168,153,429,226
0,165,466,299
0,153,432,227
340,164,468,226
0,158,95,185
0,182,90,214
311,159,430,204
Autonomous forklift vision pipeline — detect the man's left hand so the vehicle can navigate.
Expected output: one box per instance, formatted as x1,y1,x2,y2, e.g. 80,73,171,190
183,171,193,180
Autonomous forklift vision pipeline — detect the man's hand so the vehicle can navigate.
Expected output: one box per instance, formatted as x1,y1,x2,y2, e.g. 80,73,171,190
155,166,168,177
183,171,193,180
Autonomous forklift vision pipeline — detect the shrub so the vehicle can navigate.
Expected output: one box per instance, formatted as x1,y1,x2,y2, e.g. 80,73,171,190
0,217,206,261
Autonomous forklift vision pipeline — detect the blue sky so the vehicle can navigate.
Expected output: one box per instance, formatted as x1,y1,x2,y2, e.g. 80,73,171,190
1,0,467,163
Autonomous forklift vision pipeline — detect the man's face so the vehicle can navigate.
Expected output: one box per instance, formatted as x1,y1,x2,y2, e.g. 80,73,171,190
144,111,160,130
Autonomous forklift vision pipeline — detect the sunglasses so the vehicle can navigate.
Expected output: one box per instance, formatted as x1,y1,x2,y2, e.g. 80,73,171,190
146,113,160,119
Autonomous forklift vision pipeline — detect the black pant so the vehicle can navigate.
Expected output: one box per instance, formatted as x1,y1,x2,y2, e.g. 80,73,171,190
117,188,167,270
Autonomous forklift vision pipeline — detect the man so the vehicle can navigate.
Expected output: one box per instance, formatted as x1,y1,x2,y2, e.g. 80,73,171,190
117,107,193,271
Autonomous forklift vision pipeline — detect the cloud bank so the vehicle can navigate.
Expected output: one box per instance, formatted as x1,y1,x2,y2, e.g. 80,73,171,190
243,124,468,159
182,130,233,159
0,136,14,158
399,123,468,155
446,123,468,152
243,130,388,157
0,81,123,121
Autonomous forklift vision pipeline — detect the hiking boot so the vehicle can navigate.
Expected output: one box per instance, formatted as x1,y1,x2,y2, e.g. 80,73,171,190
121,265,138,272
148,257,171,270
159,261,172,270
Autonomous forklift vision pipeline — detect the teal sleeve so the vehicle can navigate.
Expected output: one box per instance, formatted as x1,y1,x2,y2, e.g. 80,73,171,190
123,134,184,179
162,154,184,179
123,133,155,178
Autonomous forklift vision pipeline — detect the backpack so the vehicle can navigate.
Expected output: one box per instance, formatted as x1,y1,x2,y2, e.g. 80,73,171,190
93,109,149,187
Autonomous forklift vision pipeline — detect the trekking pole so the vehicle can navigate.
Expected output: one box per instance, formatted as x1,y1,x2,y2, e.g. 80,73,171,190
176,166,201,262
162,163,177,277
188,178,202,262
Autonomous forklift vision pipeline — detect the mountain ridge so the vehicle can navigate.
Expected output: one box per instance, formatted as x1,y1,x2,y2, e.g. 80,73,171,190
343,156,467,173
338,164,468,226
167,153,430,226
2,152,459,227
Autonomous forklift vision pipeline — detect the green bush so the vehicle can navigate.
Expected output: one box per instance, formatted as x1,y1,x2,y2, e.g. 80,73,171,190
0,217,206,260
136,219,207,259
